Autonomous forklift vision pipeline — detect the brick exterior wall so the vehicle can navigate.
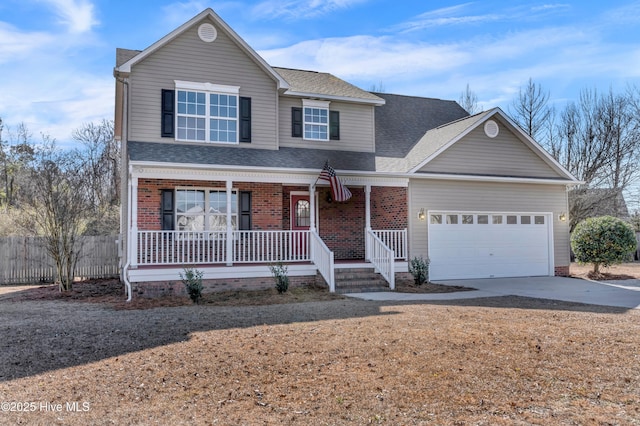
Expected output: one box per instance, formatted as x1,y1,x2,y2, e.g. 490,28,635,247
371,186,408,230
132,275,319,298
317,186,366,259
554,265,570,277
136,179,282,230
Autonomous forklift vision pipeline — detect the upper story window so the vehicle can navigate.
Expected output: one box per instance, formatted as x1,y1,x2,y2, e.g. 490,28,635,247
291,99,340,141
303,100,329,141
172,81,241,144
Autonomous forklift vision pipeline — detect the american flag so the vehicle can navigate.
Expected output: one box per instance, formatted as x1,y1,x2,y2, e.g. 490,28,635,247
318,161,352,202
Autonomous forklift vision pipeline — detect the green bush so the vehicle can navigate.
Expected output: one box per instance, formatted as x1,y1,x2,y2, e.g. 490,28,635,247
180,266,204,304
571,216,637,274
269,262,289,293
409,256,430,285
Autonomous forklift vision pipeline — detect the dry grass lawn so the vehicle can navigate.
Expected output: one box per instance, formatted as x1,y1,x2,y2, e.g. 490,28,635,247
0,265,639,424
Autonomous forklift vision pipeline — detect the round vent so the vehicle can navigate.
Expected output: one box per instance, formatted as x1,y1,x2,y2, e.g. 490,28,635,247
198,23,217,43
484,120,499,138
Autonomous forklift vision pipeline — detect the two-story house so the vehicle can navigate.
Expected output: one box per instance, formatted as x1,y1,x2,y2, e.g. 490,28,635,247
114,9,579,299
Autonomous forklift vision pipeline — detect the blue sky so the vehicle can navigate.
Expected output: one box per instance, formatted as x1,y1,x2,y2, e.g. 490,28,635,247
1,0,639,147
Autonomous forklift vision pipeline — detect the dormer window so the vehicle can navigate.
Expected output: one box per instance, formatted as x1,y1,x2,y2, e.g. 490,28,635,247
291,100,340,141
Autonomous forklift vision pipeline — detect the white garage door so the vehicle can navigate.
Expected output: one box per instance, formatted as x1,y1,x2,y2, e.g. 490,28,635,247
428,212,552,280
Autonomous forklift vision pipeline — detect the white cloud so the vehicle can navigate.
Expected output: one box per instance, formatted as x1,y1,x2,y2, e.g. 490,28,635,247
0,22,54,63
40,0,98,33
251,0,369,20
394,3,501,33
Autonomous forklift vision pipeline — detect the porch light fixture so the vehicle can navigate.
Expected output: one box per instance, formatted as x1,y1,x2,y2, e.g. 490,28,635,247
558,212,567,222
418,208,426,221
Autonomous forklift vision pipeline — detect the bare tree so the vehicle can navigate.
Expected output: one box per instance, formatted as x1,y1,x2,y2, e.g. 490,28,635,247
551,88,640,229
458,83,479,114
0,120,35,209
509,78,551,144
72,119,118,208
20,137,92,291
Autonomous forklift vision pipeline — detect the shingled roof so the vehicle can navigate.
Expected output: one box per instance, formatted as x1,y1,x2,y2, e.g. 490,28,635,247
128,141,376,172
373,93,469,158
275,67,384,104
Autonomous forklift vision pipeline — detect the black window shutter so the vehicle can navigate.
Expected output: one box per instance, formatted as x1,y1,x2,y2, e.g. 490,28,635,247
161,89,175,138
161,189,174,230
291,107,302,138
330,110,340,140
239,191,252,230
239,97,251,143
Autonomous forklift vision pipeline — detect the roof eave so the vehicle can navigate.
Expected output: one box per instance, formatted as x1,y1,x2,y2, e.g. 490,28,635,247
282,90,386,105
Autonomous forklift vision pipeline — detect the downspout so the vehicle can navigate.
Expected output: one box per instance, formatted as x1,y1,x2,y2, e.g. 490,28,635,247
117,73,132,302
123,167,133,301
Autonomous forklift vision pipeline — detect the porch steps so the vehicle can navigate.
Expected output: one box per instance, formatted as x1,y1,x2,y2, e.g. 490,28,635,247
333,267,391,294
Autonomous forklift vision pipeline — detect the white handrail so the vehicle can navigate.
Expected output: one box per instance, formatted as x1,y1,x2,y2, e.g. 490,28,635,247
366,229,395,290
310,231,335,292
372,229,407,260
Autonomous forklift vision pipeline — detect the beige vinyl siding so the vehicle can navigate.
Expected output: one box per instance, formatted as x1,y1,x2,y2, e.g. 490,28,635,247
278,97,376,152
128,17,278,149
408,179,570,268
419,123,564,179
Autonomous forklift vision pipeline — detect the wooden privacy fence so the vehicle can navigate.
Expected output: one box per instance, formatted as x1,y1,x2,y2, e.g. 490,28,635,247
0,235,120,285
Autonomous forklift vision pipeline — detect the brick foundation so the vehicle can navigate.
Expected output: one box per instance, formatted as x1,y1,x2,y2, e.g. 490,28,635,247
132,274,319,298
554,265,570,277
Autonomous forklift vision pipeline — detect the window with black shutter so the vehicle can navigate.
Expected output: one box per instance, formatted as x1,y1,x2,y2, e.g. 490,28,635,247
239,97,251,142
291,107,302,137
161,189,174,230
329,110,340,140
161,89,175,138
239,191,252,230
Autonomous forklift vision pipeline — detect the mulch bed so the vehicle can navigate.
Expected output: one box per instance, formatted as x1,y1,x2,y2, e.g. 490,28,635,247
1,277,474,310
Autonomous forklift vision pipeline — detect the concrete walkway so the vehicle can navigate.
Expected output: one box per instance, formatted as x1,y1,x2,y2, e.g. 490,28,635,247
345,276,640,309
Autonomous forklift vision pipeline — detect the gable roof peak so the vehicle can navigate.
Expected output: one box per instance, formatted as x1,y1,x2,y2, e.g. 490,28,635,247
114,8,289,90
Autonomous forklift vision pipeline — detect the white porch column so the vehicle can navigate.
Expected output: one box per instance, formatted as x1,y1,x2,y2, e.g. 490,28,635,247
365,184,371,261
130,175,139,268
309,184,316,232
226,179,233,266
365,184,372,230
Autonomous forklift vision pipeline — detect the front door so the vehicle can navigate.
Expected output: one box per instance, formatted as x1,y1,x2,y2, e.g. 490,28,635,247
291,194,311,231
291,194,311,258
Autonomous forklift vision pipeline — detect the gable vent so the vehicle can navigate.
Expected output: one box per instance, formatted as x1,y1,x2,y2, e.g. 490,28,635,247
484,120,499,138
198,23,217,43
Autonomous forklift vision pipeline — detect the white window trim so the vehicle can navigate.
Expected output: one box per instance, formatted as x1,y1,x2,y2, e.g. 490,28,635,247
175,80,240,95
302,99,331,141
174,81,241,144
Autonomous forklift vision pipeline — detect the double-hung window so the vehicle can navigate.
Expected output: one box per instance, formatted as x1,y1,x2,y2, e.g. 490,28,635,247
175,188,238,232
175,81,240,144
303,99,329,141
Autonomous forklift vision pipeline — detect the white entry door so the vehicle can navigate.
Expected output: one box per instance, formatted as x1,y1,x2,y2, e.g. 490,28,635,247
428,212,552,280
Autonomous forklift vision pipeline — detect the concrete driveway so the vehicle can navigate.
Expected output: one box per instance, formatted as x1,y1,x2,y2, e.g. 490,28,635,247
346,276,640,309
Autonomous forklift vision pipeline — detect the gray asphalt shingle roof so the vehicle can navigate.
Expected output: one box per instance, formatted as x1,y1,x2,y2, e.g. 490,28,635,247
274,67,384,103
128,142,376,172
373,93,470,158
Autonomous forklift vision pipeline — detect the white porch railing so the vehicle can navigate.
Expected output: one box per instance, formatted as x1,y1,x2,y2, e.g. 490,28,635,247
233,230,310,263
310,231,335,292
366,229,395,290
136,230,311,266
137,231,228,265
372,229,407,260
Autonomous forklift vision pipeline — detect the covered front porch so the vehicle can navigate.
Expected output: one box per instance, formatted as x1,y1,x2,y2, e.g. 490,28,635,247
124,164,409,294
130,228,408,291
